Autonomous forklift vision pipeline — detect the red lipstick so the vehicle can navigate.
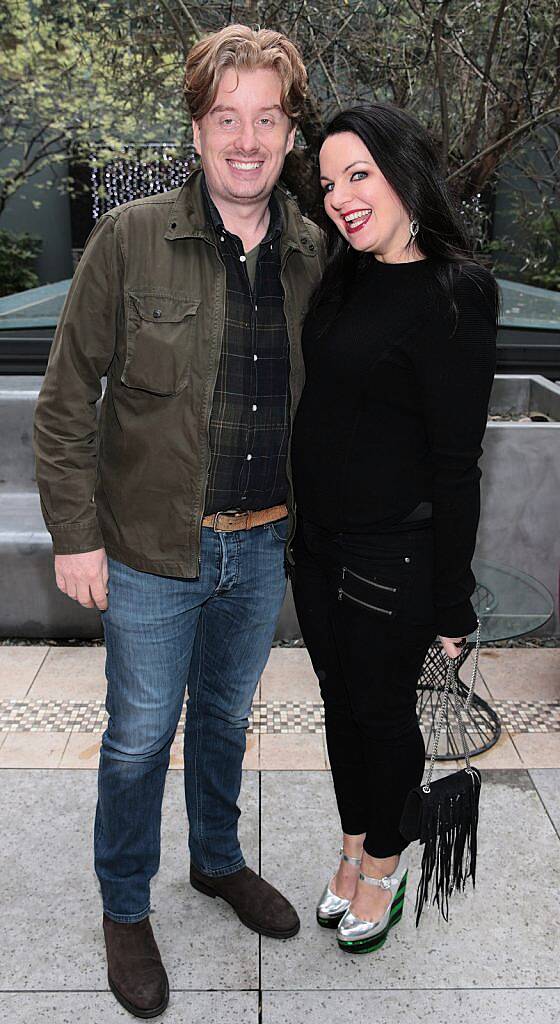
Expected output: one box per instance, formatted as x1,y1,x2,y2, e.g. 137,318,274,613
342,208,372,234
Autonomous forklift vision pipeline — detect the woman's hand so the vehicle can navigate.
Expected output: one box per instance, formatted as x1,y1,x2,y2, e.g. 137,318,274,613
439,635,467,659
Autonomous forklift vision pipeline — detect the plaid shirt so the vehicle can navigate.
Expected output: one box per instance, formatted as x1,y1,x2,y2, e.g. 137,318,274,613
202,176,290,515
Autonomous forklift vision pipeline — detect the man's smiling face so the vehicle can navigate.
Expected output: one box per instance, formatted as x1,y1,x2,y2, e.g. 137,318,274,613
192,66,296,205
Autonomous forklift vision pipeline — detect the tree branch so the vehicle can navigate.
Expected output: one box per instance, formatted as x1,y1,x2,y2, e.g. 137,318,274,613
447,105,560,182
172,0,203,42
306,3,366,69
304,6,343,111
528,16,558,97
433,0,451,172
464,0,509,164
159,0,191,53
442,35,500,98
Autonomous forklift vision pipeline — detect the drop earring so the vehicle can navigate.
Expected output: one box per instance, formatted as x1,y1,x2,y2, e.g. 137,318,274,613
409,219,419,239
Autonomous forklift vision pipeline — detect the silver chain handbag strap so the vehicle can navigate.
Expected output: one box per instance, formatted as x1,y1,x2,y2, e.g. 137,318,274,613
423,620,481,793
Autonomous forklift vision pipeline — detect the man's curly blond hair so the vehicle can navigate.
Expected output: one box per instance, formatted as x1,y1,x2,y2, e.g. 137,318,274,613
184,24,308,125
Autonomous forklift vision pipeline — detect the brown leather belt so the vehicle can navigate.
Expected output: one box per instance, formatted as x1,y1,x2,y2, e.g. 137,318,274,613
201,504,288,532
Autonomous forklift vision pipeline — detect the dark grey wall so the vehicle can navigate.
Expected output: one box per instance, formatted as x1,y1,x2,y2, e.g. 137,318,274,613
491,139,557,276
492,160,528,259
0,151,73,285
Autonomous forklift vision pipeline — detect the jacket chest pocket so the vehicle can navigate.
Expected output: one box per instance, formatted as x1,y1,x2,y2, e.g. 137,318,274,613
122,292,201,396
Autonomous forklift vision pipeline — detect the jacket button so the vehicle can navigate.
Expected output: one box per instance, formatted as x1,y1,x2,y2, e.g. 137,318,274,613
170,221,177,229
153,309,162,318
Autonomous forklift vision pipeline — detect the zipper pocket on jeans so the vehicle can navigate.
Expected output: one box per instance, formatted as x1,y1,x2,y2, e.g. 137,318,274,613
338,587,394,616
342,565,397,593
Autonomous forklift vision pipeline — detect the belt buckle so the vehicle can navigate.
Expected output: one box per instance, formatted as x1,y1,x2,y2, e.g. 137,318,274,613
213,509,248,532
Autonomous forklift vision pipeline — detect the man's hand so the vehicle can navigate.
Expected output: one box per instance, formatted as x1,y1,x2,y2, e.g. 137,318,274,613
54,548,109,611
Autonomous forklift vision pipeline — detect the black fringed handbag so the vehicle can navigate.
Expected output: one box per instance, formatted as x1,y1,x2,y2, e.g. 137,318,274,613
399,622,482,927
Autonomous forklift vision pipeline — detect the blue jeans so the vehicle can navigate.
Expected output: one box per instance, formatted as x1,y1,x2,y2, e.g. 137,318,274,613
94,519,288,923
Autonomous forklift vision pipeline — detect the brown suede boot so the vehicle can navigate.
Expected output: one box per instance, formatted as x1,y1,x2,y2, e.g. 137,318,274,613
190,864,300,939
103,914,169,1019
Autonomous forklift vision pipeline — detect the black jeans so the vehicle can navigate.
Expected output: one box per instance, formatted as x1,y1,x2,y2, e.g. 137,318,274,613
292,516,437,858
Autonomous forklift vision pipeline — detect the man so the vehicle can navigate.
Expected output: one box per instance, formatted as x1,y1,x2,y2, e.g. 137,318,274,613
34,25,323,1019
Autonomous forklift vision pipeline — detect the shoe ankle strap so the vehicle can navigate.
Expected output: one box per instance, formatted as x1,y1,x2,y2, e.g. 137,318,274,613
338,846,361,867
358,871,398,890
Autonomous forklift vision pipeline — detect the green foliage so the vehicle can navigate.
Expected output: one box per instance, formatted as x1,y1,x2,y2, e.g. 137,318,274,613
528,267,560,292
509,213,560,292
517,205,560,292
0,229,42,296
481,183,560,292
0,0,191,214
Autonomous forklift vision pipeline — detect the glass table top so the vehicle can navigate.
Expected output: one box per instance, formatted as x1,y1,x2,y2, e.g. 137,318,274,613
0,280,71,329
471,557,554,643
499,278,560,331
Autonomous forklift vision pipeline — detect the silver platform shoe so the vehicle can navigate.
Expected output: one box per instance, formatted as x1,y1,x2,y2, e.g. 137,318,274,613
316,848,362,929
336,850,409,953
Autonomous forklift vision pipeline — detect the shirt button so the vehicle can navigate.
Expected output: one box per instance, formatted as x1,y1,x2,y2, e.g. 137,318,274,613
220,235,225,242
153,309,162,318
404,556,411,563
246,454,252,461
253,354,258,362
240,255,247,262
252,404,257,412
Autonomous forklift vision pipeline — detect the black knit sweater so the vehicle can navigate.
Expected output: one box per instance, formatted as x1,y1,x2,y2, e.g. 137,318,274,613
291,256,497,637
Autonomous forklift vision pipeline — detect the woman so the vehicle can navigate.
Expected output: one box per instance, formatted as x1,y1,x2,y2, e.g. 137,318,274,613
290,103,498,954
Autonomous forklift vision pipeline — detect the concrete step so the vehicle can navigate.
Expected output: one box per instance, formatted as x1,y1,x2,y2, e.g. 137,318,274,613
0,376,42,491
0,492,102,638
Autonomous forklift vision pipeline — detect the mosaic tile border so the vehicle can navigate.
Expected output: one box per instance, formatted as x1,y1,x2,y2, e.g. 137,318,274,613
1,698,559,735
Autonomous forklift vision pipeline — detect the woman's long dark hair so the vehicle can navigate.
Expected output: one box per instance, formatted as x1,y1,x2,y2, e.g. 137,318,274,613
311,103,500,330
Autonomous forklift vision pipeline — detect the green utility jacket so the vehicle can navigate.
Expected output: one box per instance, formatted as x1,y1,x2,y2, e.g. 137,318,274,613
33,169,325,577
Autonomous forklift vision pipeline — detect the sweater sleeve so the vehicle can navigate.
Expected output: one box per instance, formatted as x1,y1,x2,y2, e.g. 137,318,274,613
416,270,497,637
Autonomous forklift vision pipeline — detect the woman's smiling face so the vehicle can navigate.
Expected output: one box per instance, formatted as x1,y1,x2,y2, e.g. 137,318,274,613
319,131,416,261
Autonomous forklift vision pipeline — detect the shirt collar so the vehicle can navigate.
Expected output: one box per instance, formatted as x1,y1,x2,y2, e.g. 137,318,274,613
201,172,283,245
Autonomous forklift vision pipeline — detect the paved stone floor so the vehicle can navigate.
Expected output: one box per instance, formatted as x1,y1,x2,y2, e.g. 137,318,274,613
1,646,560,770
1,646,559,1021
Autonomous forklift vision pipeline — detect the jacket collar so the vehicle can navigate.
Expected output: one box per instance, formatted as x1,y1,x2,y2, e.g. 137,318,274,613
200,172,283,245
164,167,318,257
